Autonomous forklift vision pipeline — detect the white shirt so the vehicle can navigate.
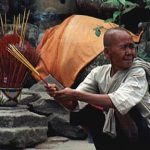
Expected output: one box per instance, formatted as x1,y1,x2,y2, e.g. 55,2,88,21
76,63,150,128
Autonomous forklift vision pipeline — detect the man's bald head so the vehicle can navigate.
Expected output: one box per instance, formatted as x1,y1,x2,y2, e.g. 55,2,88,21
103,27,132,47
103,27,136,72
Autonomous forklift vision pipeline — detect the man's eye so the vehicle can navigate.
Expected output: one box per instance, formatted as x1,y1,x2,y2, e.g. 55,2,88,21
120,43,135,50
128,43,135,49
120,45,127,50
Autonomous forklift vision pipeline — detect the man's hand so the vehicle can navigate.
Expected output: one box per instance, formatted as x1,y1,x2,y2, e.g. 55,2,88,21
45,84,78,110
45,83,59,97
54,88,77,101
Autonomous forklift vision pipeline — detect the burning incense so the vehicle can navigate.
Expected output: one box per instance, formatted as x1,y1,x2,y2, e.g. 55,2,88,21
7,44,48,86
0,10,45,88
0,10,42,103
0,34,32,88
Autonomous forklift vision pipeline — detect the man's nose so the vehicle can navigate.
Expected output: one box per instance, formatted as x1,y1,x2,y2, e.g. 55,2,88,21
125,47,132,55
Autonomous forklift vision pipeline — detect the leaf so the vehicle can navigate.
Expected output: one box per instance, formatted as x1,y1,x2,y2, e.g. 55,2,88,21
105,18,115,23
125,1,139,7
116,1,138,14
93,26,104,37
123,7,134,14
119,0,126,6
95,30,101,37
145,5,150,9
113,11,121,21
123,2,138,14
102,0,120,7
103,0,138,24
145,0,150,9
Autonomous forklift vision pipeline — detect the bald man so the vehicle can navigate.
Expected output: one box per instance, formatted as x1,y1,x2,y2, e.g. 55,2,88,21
45,27,150,150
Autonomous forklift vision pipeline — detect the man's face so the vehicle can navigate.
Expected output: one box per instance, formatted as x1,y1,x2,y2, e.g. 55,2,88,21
105,31,136,72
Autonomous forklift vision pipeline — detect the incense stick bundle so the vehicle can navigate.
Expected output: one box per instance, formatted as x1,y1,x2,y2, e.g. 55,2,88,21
0,10,46,90
7,44,48,86
0,10,45,104
0,33,40,88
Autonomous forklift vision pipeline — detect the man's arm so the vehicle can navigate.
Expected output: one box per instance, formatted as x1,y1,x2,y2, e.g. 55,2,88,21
54,87,114,109
45,84,78,110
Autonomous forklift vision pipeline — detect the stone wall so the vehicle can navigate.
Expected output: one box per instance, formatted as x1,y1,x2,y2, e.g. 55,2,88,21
34,0,77,14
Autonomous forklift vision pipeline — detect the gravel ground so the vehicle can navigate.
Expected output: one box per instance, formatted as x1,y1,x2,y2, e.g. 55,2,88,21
25,136,95,150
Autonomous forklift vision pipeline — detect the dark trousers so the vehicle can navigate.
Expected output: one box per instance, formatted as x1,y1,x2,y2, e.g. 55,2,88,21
70,105,150,150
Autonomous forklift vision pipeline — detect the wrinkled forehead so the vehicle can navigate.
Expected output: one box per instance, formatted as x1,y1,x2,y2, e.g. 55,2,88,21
112,31,133,44
113,30,131,37
104,29,133,47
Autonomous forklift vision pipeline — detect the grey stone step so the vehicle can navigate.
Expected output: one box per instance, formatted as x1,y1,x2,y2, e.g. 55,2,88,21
0,107,48,148
0,127,48,148
0,106,48,127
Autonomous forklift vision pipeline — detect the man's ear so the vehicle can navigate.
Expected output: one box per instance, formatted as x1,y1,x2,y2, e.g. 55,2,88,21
104,47,110,59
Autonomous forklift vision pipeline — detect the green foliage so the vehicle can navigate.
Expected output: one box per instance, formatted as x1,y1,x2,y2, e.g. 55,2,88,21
102,0,138,24
144,0,150,9
137,48,150,62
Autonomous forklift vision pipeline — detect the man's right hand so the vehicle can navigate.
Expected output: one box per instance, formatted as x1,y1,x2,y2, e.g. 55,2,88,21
45,84,77,110
45,83,59,97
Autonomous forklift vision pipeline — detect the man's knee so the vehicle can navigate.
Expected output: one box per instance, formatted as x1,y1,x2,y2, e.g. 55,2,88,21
70,104,105,127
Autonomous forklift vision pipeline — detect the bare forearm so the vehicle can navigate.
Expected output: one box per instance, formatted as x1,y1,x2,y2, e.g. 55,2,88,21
53,87,114,109
74,90,114,108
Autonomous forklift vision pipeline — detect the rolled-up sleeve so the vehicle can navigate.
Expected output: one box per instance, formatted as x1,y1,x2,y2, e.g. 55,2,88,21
75,67,100,110
76,67,99,93
108,68,148,115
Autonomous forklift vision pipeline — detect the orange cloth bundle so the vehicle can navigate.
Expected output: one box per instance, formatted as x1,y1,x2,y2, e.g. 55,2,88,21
35,15,140,87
